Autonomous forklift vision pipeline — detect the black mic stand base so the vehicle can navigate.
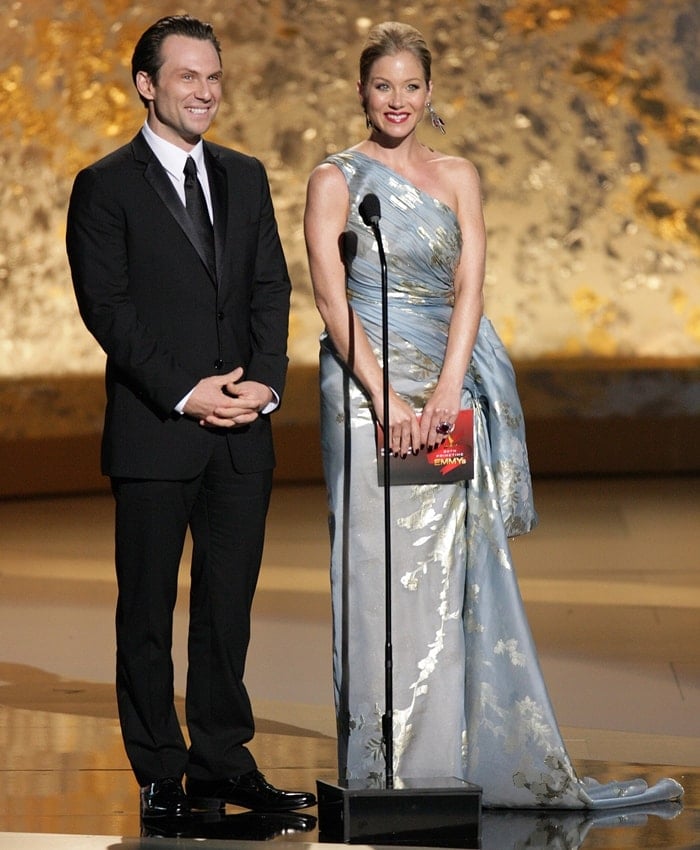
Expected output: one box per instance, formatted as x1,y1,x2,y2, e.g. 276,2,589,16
316,776,481,847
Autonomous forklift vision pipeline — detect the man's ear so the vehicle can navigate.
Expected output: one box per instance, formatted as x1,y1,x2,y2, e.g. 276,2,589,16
135,70,155,102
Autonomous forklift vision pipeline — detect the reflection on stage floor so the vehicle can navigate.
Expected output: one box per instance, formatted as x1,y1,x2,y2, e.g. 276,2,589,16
1,478,698,848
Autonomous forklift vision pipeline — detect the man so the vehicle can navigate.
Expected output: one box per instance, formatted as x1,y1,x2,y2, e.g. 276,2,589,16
66,15,315,820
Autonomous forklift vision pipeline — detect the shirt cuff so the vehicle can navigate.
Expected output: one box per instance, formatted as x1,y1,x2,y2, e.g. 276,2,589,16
261,387,279,415
175,388,194,415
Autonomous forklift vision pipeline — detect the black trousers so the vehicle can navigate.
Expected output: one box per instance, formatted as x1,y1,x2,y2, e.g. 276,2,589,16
111,438,272,786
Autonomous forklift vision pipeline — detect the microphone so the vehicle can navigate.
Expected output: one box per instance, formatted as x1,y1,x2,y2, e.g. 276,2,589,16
359,193,381,227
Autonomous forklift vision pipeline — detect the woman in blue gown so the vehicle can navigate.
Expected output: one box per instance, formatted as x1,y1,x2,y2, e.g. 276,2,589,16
303,20,683,809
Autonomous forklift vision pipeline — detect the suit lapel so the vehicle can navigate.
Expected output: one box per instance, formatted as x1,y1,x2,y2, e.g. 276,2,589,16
131,134,217,285
204,145,228,286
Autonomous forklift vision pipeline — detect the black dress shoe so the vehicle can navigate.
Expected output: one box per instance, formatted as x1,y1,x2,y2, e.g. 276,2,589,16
142,810,318,839
185,769,317,812
140,777,190,819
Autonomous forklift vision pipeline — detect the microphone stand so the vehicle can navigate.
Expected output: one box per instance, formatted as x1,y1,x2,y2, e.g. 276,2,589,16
369,210,394,789
315,193,481,845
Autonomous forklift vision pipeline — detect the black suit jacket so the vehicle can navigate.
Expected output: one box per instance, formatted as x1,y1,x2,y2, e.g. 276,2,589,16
67,132,291,479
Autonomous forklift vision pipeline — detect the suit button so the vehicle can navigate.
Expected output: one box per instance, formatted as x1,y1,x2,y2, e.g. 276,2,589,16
214,359,223,369
217,311,224,320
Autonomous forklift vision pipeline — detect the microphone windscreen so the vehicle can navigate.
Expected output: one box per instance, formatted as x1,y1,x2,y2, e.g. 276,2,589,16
359,193,381,226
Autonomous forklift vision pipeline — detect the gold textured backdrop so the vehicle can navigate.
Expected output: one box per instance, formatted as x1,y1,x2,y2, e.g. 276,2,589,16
1,0,699,378
1,1,699,492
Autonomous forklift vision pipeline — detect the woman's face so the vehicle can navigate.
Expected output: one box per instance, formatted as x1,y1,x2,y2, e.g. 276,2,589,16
359,50,432,141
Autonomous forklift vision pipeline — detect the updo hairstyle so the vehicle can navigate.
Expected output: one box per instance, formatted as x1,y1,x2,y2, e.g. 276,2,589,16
358,21,432,88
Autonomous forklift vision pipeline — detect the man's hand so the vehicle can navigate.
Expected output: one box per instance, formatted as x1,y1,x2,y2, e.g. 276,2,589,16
183,367,273,428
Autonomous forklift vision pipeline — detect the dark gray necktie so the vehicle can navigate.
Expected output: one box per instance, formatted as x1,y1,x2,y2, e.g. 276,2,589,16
183,156,215,274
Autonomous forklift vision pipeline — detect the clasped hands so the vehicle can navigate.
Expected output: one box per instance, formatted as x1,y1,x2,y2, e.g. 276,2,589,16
184,367,272,428
377,387,460,458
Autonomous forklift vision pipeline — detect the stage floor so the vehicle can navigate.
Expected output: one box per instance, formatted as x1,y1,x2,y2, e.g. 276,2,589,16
0,476,698,848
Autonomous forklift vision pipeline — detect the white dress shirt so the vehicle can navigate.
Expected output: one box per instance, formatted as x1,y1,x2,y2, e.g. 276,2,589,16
141,121,213,221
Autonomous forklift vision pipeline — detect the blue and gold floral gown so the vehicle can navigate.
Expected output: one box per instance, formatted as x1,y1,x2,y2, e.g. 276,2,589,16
317,150,683,809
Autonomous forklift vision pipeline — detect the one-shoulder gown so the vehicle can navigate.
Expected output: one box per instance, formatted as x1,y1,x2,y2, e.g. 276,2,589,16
317,149,683,809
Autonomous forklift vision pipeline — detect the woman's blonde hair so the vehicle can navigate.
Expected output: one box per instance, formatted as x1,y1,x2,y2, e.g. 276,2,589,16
359,21,432,87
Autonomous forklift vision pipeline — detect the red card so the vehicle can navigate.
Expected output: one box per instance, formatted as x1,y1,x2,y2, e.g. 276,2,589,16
376,409,474,486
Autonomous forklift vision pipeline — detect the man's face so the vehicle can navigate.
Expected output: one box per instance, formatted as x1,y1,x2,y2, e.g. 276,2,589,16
136,34,222,150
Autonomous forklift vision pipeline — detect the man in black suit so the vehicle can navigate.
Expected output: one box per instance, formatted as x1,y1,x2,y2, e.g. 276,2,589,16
66,15,315,820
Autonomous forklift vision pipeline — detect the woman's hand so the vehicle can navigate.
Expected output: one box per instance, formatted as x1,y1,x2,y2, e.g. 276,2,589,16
374,388,421,457
420,386,462,449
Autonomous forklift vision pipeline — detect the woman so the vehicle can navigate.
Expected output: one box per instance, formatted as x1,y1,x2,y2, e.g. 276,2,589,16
304,21,682,808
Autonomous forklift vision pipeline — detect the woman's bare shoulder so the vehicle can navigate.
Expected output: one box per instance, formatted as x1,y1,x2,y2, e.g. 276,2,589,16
308,159,347,189
305,160,350,230
428,151,481,186
420,149,482,214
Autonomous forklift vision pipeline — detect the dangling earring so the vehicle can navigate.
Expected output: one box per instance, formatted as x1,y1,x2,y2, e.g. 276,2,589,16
365,112,373,130
426,102,446,134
